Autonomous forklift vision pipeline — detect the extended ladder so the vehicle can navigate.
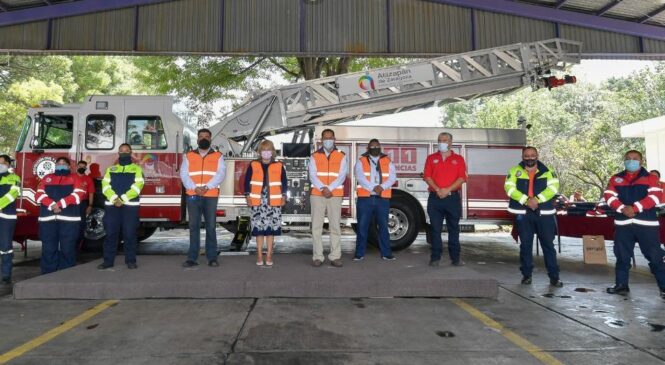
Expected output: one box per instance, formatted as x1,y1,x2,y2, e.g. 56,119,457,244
210,38,582,155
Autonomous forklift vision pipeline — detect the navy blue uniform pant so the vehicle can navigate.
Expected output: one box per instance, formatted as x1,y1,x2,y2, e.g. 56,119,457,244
614,224,665,289
355,196,392,258
0,218,16,279
78,201,88,245
39,220,79,274
427,192,461,263
516,210,560,280
103,205,139,265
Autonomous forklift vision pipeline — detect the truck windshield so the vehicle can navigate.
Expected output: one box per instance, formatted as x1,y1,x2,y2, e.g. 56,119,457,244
15,116,31,152
32,115,74,149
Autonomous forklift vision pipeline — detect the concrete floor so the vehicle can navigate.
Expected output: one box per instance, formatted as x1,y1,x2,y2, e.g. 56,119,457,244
1,229,664,364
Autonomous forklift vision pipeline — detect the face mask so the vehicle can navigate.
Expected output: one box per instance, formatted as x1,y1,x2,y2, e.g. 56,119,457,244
523,159,537,168
55,165,70,175
119,153,132,165
624,159,640,172
322,139,335,151
77,167,86,174
0,164,8,174
260,150,273,160
198,138,211,150
438,143,449,153
368,147,381,156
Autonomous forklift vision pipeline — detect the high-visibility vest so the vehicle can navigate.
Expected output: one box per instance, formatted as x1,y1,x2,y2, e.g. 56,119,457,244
186,150,222,197
356,154,392,199
248,160,284,207
311,149,345,197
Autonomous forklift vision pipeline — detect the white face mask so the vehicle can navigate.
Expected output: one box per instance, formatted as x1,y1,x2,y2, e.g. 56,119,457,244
438,142,449,153
0,164,8,174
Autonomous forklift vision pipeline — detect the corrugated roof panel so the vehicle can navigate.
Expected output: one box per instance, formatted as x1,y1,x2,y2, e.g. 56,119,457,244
137,0,221,52
605,0,664,20
643,37,665,53
475,10,556,49
305,0,387,54
390,0,472,54
0,21,47,49
562,0,621,12
560,24,640,54
223,0,299,53
51,8,134,51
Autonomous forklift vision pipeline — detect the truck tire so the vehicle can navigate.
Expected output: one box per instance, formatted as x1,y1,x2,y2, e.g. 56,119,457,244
368,196,419,251
137,225,157,242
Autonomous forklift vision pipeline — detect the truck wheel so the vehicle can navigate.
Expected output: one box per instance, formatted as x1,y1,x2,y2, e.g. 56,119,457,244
137,226,157,242
82,208,106,252
368,196,419,251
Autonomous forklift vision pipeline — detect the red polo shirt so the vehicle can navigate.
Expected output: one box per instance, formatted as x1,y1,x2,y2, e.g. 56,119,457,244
423,151,467,192
78,174,96,199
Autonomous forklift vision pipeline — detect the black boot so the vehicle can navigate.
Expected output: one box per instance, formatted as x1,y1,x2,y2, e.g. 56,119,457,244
606,284,630,295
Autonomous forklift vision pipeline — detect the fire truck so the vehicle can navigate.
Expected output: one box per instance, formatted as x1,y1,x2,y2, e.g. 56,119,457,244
11,38,581,251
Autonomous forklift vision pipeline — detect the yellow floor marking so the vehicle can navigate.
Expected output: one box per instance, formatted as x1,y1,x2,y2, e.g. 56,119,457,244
0,300,119,364
451,298,564,365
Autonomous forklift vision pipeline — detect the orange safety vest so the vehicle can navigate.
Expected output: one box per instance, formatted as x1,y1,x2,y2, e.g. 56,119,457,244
185,150,222,197
248,160,284,207
356,154,392,199
311,149,345,197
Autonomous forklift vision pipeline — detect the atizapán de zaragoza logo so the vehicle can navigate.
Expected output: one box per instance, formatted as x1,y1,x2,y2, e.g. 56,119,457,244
358,74,375,91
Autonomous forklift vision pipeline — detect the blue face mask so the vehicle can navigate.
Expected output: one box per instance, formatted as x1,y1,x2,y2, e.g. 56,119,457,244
322,139,335,151
54,165,70,175
438,143,449,153
624,160,640,172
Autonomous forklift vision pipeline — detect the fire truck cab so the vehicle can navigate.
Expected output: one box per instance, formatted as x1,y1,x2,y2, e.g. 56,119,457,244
13,96,196,247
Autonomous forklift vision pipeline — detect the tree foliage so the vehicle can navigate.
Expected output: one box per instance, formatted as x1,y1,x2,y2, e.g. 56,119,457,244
440,72,660,200
0,56,138,154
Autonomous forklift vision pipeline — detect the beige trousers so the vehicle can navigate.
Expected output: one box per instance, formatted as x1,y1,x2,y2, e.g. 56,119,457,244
310,195,342,261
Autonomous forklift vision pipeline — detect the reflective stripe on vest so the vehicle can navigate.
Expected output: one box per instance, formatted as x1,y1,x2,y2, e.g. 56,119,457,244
311,150,345,197
186,151,222,197
356,155,392,198
249,161,283,207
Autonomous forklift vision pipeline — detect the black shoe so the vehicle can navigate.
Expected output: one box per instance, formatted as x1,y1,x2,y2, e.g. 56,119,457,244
382,255,396,261
550,279,563,288
659,288,665,300
1,277,11,285
208,260,219,267
127,263,138,269
429,259,440,267
182,260,198,268
353,256,364,261
97,263,113,270
451,260,465,267
521,276,532,285
606,284,630,295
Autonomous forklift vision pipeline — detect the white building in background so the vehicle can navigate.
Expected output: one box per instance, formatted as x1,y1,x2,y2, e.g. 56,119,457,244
621,116,665,175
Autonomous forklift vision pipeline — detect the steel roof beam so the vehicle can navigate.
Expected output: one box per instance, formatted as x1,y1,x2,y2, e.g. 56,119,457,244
0,0,175,27
639,3,665,24
555,0,570,9
596,0,622,16
427,0,665,41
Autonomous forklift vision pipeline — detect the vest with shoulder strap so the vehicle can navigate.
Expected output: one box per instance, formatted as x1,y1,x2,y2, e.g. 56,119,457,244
356,154,392,199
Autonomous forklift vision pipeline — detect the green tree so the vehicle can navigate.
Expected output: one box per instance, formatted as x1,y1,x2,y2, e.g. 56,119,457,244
132,56,405,126
0,56,139,154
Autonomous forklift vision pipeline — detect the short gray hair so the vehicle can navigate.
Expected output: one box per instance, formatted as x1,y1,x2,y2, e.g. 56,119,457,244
438,132,453,141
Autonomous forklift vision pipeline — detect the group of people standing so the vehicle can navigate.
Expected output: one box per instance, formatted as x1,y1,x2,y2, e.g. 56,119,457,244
0,128,663,301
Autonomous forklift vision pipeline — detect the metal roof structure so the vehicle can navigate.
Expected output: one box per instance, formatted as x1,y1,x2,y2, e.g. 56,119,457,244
1,0,665,58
